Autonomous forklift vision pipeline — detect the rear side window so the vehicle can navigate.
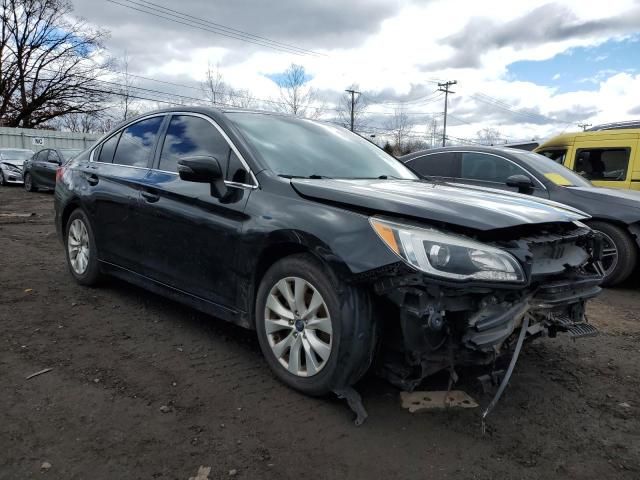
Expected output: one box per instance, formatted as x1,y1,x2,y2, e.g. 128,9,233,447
158,115,231,173
37,150,49,162
112,116,164,168
407,152,458,177
461,152,529,183
98,133,121,163
574,148,630,181
537,149,567,164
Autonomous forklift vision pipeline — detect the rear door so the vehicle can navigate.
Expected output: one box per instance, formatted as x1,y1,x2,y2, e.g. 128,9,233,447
83,115,166,272
136,113,254,310
405,151,460,181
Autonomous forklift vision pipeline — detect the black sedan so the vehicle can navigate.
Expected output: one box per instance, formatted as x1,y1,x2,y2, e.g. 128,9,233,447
401,146,640,286
23,148,81,191
54,108,602,417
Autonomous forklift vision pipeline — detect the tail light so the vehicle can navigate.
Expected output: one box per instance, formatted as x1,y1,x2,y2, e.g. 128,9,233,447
56,165,65,183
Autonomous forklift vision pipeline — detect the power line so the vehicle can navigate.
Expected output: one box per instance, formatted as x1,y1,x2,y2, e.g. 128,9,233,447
106,0,325,57
471,92,564,125
136,0,324,57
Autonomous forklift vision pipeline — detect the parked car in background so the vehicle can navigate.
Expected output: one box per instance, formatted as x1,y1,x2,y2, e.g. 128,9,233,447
23,148,82,191
535,124,639,191
55,108,602,409
401,146,640,286
0,148,34,186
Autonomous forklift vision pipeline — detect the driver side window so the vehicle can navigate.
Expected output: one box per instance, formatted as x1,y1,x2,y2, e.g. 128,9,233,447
460,152,530,184
159,115,231,174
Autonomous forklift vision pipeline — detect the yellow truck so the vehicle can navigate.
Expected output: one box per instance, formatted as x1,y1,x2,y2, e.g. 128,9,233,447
535,125,640,191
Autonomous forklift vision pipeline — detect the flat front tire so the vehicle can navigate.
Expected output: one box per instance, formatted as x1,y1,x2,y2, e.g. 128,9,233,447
64,209,101,286
255,254,376,396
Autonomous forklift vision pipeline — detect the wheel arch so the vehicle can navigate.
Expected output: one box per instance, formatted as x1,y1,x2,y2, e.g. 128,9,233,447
586,217,640,250
244,231,355,329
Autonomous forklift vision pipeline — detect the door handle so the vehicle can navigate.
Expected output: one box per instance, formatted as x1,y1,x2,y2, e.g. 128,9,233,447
141,190,160,203
86,173,99,186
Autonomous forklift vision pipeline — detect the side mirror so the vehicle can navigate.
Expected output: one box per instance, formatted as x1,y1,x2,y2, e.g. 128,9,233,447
506,174,534,194
177,155,225,198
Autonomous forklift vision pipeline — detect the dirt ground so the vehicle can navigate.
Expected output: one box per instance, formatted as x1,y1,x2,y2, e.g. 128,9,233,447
1,186,639,480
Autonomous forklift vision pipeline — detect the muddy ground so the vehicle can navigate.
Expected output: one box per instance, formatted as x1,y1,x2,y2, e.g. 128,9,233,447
1,186,639,480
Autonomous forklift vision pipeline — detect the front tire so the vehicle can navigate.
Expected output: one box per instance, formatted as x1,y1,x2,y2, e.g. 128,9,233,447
255,254,376,396
24,173,36,192
588,220,637,287
64,209,101,286
0,171,5,186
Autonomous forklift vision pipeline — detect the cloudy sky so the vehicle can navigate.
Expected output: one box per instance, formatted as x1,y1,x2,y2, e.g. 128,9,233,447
74,0,640,143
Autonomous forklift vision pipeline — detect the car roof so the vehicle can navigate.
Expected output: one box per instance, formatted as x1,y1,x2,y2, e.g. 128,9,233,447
399,145,521,162
537,128,640,149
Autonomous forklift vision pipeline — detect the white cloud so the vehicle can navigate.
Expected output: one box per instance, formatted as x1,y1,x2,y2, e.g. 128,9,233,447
73,0,640,142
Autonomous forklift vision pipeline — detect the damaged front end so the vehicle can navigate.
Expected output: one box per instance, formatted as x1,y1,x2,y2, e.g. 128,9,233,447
368,219,603,391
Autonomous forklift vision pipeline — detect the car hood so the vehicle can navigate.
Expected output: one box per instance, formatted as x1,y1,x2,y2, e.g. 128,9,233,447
1,159,24,167
291,179,589,231
565,186,640,220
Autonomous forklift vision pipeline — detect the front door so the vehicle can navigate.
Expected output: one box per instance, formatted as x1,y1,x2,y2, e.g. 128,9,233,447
30,150,50,186
136,114,254,310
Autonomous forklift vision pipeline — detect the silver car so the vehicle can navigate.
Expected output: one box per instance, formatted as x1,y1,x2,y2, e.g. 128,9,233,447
0,148,35,185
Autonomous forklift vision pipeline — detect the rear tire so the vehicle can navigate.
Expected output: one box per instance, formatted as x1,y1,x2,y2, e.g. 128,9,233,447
255,254,376,396
588,220,637,287
24,173,36,192
64,209,101,286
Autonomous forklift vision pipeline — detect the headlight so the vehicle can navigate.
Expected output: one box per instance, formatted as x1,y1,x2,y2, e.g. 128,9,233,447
370,217,525,283
3,163,21,173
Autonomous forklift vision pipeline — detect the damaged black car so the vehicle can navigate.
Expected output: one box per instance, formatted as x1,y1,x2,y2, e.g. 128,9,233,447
54,108,603,422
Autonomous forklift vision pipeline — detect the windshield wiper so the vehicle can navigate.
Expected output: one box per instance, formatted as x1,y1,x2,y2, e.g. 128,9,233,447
279,174,332,179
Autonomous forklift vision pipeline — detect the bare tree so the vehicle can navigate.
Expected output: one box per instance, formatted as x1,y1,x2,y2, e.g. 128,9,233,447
202,62,229,106
118,51,139,120
476,127,503,145
228,87,255,109
0,0,110,128
337,84,367,132
385,106,414,155
427,115,442,148
276,63,322,118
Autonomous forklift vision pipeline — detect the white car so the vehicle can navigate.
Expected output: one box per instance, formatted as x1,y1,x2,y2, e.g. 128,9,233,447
0,148,35,185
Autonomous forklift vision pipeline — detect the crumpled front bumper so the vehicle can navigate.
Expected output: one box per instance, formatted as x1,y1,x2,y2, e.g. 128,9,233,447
370,224,603,390
1,165,24,183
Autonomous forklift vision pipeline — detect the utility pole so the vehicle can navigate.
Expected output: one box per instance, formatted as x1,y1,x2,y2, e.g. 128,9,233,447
438,80,457,147
345,88,361,132
578,123,592,131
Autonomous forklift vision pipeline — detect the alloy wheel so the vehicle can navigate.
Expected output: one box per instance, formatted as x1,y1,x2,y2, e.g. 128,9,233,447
24,174,32,191
596,230,619,277
67,218,90,275
264,277,332,377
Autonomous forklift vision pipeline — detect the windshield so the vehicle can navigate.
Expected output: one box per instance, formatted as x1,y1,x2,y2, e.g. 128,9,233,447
227,112,417,179
513,151,592,187
59,149,82,160
0,149,34,161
